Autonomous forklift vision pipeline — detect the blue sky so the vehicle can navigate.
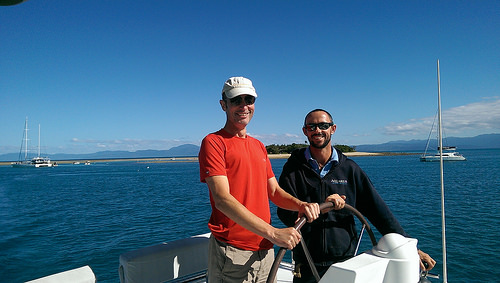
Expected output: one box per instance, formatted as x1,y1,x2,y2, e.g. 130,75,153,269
1,1,499,155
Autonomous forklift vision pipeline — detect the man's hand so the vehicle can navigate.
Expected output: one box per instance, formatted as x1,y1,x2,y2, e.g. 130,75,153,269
298,202,320,223
323,194,346,212
418,249,436,271
270,227,302,249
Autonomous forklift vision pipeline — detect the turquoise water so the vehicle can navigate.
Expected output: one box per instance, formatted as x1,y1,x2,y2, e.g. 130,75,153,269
1,149,498,282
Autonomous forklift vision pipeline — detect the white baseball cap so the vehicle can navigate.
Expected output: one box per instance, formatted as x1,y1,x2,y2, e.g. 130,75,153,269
222,76,258,99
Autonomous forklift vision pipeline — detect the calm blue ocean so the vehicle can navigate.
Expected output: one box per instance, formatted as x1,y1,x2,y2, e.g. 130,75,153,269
1,149,499,282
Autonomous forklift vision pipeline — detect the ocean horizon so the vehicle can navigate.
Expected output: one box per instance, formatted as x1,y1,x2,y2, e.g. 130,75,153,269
1,133,499,163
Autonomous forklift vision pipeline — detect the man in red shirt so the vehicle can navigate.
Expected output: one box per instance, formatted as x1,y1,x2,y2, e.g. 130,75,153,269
199,77,320,282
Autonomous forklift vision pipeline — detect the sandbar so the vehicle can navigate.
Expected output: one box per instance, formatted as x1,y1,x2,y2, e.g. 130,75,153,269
0,152,419,166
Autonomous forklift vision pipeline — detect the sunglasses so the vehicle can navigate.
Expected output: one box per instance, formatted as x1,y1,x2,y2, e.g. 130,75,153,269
304,122,333,131
228,95,256,106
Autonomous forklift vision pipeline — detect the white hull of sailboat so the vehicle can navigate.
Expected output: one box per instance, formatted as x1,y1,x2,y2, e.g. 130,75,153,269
420,152,466,162
11,160,53,168
12,164,53,168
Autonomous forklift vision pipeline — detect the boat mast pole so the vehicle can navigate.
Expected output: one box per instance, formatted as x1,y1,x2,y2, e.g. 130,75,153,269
24,117,29,160
437,59,448,282
38,124,41,157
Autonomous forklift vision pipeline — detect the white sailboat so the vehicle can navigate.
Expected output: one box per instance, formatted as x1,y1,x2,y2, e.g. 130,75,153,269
11,117,53,168
420,62,466,162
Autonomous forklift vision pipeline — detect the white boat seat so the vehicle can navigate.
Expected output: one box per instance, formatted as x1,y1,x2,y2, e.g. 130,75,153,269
25,265,95,283
119,233,210,283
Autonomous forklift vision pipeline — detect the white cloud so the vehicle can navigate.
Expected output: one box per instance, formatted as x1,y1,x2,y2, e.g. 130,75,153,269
382,98,500,137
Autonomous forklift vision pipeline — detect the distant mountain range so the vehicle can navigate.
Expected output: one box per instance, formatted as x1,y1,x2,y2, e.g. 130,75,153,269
0,144,201,162
1,134,498,161
354,133,500,152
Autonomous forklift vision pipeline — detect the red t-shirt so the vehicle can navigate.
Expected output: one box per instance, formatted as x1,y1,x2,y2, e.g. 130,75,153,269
199,129,274,251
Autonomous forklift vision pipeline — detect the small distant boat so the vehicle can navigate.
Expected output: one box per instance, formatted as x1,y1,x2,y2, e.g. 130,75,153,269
420,62,466,162
12,117,54,168
420,146,466,162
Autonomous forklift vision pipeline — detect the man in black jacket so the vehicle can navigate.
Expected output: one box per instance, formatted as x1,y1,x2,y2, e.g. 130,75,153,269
277,109,435,283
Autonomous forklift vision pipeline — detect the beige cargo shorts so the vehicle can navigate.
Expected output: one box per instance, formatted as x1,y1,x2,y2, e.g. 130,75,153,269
207,235,275,283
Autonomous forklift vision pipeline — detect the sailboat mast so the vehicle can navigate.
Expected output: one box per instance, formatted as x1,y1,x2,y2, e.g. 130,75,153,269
437,59,448,282
38,124,41,157
438,60,443,157
24,117,29,160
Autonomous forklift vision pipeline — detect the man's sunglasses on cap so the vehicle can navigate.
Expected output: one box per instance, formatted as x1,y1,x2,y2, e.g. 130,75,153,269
304,122,334,131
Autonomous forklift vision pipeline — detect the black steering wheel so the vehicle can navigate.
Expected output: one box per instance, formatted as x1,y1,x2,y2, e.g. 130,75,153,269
267,202,377,283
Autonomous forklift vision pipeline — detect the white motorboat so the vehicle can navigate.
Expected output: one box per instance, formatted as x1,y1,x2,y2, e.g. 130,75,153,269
11,118,53,168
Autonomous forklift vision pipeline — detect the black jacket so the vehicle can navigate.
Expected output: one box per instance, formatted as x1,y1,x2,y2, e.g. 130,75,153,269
277,147,407,266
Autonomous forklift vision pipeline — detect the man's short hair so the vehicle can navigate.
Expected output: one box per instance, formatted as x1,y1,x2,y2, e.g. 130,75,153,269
304,109,334,126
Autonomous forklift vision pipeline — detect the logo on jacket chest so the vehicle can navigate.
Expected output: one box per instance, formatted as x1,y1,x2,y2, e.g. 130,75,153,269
330,179,348,185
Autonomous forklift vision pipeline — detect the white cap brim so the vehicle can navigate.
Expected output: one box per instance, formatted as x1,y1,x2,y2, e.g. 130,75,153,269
224,87,258,99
